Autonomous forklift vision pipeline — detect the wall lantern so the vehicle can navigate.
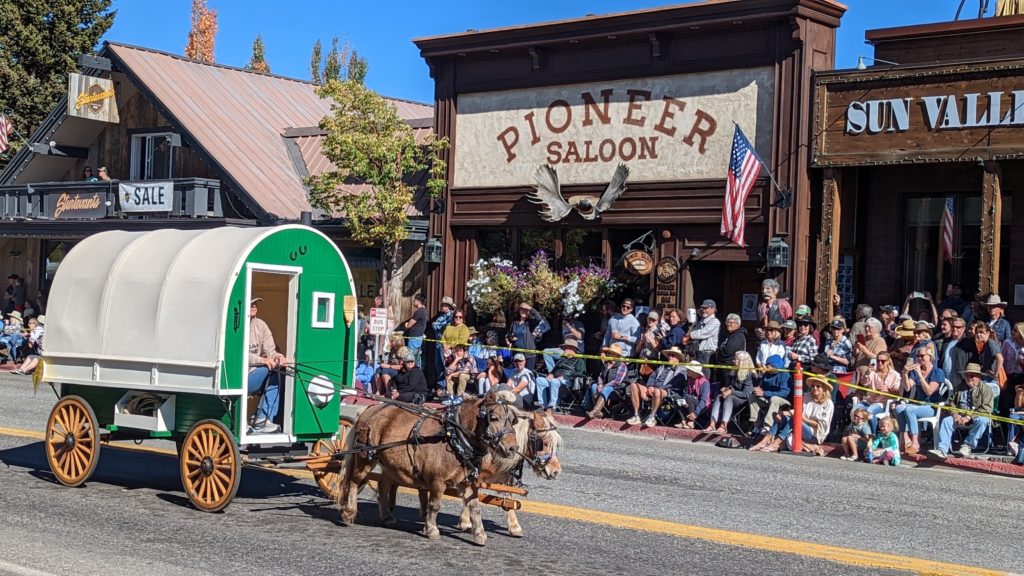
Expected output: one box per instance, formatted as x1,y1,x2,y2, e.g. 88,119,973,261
766,237,790,269
8,249,21,258
424,237,442,264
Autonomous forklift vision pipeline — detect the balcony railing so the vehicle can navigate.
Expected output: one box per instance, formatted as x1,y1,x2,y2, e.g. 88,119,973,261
0,178,223,221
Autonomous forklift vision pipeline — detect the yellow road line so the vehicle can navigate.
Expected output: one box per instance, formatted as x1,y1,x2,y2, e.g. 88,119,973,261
0,425,1010,576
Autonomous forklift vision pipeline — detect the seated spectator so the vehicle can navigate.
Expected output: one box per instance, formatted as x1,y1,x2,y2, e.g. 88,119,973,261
374,334,408,395
535,339,583,416
634,310,665,372
626,345,687,427
909,321,935,360
584,342,629,418
889,319,917,373
390,354,427,404
840,408,872,461
756,321,787,368
703,351,755,435
748,355,791,436
0,310,25,363
866,416,901,465
354,350,375,394
852,351,902,433
506,353,535,408
894,346,945,455
750,375,834,455
542,313,585,372
476,355,508,396
853,317,888,379
930,363,994,459
673,359,710,428
442,344,476,402
11,315,43,375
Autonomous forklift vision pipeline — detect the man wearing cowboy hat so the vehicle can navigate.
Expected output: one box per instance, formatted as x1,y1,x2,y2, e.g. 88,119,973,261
584,342,629,418
788,314,818,366
983,294,1013,344
535,338,584,416
626,346,688,427
430,295,458,386
930,363,994,459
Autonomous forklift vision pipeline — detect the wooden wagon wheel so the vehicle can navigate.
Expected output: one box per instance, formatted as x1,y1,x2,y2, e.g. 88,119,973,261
312,415,355,500
179,419,240,512
45,395,100,487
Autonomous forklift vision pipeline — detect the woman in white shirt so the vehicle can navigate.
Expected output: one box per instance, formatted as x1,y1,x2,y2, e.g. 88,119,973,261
756,321,788,368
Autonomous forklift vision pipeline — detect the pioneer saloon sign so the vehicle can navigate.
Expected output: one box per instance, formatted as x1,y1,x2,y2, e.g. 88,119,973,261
814,64,1024,166
453,68,774,188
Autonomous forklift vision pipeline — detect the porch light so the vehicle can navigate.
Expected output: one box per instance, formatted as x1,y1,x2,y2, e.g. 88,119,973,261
767,237,790,269
424,237,442,264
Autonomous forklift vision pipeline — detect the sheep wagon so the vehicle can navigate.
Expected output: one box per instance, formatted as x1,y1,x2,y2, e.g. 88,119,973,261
39,225,360,511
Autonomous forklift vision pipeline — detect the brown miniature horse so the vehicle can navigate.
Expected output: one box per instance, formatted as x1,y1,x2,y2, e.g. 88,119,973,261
337,390,522,545
456,410,562,537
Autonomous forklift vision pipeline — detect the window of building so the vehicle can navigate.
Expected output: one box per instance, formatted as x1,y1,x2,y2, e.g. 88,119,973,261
130,132,178,180
519,229,555,266
478,229,511,260
564,230,603,268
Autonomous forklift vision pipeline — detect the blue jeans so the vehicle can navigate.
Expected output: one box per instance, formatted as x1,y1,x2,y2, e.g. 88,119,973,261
894,404,935,436
542,348,563,373
535,376,565,410
247,367,281,423
768,415,816,444
853,402,888,434
405,336,424,368
1007,412,1024,445
583,383,615,408
0,332,24,361
937,415,991,453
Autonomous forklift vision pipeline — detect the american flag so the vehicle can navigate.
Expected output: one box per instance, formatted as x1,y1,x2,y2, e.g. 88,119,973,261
0,113,12,155
721,125,765,247
942,196,955,262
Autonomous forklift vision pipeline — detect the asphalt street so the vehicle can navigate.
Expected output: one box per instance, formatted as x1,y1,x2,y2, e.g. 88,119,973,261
0,373,1020,576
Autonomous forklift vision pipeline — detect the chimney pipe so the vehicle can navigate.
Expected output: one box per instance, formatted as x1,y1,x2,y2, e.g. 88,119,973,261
300,211,312,226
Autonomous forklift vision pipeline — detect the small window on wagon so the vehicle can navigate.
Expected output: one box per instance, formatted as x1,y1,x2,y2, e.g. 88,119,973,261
312,292,335,328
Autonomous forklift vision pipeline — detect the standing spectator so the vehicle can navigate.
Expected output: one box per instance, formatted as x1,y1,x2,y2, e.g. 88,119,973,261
888,319,917,373
673,359,711,429
715,313,747,383
4,274,25,315
756,321,787,368
593,299,617,350
507,303,545,370
966,321,1003,398
781,319,797,347
853,317,888,379
983,294,1012,344
853,351,902,433
663,308,687,349
879,305,899,345
634,309,665,375
625,345,687,427
703,351,755,435
894,347,945,455
939,318,968,387
788,315,818,366
937,283,967,317
751,376,834,455
401,294,428,367
535,339,583,416
584,342,629,418
441,308,470,355
430,296,456,386
902,290,938,325
81,166,95,181
748,354,791,436
97,166,111,181
848,304,873,345
603,298,641,358
686,299,720,378
930,363,994,459
823,318,853,380
756,279,792,338
1003,322,1024,384
909,321,936,360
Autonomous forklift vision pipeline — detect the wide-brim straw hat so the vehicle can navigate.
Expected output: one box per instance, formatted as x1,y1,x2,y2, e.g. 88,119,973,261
765,320,781,332
960,362,987,379
601,342,626,358
36,315,45,325
806,375,833,394
984,294,1007,307
683,360,704,376
7,310,22,321
895,319,917,338
662,346,686,361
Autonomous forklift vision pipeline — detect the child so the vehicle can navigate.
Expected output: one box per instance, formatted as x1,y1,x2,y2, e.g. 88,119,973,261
841,408,872,461
866,416,901,465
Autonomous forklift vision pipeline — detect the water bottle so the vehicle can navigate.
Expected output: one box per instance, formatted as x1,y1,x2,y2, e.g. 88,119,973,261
687,308,697,324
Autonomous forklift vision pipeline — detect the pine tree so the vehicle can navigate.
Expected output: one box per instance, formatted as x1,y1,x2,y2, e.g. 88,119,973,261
184,0,217,63
0,0,115,169
310,39,323,85
246,33,270,74
347,50,368,85
323,37,342,84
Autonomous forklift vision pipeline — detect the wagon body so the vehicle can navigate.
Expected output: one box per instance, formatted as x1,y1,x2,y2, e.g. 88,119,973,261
41,225,359,510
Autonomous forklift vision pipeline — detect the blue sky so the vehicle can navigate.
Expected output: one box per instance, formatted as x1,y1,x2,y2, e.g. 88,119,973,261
102,0,996,103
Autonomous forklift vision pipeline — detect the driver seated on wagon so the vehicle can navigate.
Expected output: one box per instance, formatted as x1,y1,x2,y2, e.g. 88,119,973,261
248,297,290,434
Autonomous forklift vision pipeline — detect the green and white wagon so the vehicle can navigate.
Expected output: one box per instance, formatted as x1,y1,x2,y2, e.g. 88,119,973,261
40,225,359,511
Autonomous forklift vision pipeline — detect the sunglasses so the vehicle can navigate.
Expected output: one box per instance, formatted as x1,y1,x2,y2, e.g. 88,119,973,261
877,358,889,363
454,315,464,319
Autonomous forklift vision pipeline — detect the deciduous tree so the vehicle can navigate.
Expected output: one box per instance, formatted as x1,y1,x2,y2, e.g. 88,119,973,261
246,33,270,74
0,0,114,169
184,0,217,63
308,78,448,313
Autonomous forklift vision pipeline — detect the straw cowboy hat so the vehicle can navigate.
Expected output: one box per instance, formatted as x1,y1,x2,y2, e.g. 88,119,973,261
440,296,455,307
561,338,579,350
960,362,988,379
913,321,932,333
806,375,833,394
683,360,704,376
36,315,45,325
765,320,781,332
895,319,917,338
983,294,1007,308
601,342,627,357
662,346,686,361
7,310,21,321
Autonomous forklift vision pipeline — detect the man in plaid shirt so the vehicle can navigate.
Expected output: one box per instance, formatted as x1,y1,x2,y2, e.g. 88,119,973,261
788,315,819,366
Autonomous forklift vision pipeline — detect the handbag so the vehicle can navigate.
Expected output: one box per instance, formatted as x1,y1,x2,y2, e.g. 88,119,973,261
639,362,654,378
1014,385,1024,410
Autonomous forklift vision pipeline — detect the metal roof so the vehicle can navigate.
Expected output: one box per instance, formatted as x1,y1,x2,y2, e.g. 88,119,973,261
107,43,433,221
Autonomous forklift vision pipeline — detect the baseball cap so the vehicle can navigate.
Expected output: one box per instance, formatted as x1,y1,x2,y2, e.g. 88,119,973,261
782,320,797,330
699,299,716,309
513,353,526,361
402,353,416,362
795,304,811,316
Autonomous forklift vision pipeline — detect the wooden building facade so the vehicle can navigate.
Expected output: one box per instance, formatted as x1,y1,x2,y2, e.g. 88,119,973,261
811,15,1024,321
415,0,846,319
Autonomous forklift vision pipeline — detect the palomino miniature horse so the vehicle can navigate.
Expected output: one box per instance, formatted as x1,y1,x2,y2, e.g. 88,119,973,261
456,410,562,538
337,390,522,545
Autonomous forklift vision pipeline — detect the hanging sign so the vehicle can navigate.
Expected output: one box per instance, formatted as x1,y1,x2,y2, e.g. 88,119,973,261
46,191,108,220
119,181,174,212
623,250,655,276
654,257,679,309
67,73,120,124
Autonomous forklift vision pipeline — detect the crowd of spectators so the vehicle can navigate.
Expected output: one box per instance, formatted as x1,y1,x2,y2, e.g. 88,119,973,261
1,273,45,373
356,282,1024,465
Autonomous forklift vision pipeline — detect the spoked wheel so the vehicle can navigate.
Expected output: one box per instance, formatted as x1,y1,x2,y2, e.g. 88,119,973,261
312,415,355,501
45,395,100,487
179,420,240,512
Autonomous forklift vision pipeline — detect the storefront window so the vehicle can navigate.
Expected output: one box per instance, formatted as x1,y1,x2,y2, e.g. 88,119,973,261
904,195,1012,301
519,229,555,265
564,230,603,268
478,229,511,260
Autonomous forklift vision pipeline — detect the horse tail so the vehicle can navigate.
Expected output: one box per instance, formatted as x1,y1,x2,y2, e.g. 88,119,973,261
336,412,361,509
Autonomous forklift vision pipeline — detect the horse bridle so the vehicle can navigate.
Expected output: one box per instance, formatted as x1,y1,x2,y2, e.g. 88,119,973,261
524,423,558,468
478,400,518,450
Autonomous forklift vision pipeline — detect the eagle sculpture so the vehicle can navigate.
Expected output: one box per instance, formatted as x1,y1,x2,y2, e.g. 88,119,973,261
526,163,629,222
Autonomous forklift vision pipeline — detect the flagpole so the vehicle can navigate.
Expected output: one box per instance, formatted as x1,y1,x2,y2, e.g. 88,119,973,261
936,209,945,303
